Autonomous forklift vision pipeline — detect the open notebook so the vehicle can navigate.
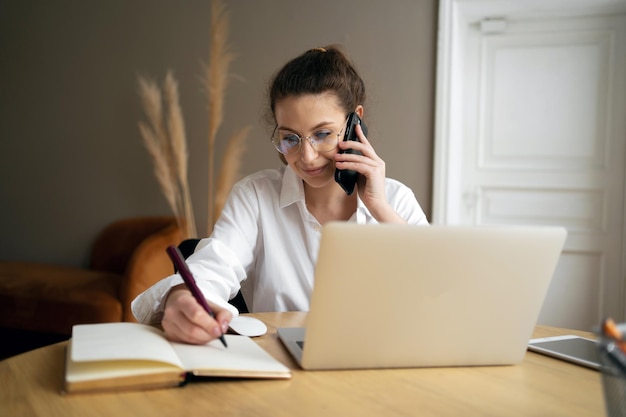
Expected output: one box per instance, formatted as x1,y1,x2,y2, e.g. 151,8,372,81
64,322,290,394
278,223,567,370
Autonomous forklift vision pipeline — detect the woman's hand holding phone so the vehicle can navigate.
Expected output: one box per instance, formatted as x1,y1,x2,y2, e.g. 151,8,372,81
334,122,406,224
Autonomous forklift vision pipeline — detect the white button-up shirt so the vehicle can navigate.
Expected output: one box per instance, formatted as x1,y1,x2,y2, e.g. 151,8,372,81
131,166,428,324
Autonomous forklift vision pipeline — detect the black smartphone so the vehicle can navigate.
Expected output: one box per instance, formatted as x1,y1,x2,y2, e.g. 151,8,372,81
335,112,367,195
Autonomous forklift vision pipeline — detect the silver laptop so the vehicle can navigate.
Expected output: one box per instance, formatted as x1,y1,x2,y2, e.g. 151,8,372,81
277,223,567,370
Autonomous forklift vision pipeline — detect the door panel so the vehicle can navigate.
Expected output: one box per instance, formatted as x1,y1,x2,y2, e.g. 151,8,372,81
460,15,626,330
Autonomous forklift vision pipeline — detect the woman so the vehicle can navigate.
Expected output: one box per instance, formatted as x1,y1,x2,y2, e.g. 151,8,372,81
131,45,428,344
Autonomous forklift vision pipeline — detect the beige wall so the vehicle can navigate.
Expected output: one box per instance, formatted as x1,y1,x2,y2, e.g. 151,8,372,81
0,0,437,267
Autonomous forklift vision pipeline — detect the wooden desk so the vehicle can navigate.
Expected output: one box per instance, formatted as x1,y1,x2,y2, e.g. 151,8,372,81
0,312,605,417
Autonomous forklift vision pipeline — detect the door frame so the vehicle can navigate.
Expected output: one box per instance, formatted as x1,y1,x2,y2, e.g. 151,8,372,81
432,0,626,319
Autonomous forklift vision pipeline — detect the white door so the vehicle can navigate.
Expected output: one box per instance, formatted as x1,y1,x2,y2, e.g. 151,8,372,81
434,0,626,331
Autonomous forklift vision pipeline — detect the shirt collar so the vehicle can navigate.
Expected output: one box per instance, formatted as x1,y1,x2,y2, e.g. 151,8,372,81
354,195,371,223
279,165,374,223
279,165,304,208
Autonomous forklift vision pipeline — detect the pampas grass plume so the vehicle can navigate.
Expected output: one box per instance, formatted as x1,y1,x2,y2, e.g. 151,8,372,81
137,0,248,238
137,73,197,239
213,126,250,224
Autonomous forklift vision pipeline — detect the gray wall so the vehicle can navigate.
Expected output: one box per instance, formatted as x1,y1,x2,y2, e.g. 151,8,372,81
0,0,437,267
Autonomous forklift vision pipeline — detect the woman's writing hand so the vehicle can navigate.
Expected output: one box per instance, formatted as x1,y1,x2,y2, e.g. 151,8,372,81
161,284,232,344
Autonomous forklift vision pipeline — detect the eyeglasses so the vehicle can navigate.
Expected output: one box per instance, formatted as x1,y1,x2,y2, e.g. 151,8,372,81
271,118,346,155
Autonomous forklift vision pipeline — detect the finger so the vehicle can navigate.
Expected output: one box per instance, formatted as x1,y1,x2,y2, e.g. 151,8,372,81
335,148,381,170
178,296,233,341
338,133,379,162
163,299,213,344
163,292,223,344
215,308,233,334
355,124,370,144
163,313,212,344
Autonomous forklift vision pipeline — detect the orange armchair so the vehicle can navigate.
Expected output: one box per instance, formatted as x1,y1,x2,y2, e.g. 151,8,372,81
0,217,182,357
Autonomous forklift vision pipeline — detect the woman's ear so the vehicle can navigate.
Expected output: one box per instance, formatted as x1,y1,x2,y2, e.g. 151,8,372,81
355,105,364,119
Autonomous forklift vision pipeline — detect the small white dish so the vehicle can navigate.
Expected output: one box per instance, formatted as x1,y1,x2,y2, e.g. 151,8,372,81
229,315,267,337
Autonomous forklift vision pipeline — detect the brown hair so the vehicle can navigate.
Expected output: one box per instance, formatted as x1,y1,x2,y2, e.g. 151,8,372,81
267,45,366,123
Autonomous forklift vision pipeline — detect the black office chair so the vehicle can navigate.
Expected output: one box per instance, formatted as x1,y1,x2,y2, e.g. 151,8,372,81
174,239,249,313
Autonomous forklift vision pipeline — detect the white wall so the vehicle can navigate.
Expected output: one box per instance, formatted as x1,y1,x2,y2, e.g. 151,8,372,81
0,0,437,267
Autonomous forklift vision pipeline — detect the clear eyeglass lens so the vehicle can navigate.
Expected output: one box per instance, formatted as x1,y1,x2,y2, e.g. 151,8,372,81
272,129,338,155
311,131,335,150
276,133,299,154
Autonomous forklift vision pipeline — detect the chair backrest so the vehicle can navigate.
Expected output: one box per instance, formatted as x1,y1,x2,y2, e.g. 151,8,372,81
91,216,179,274
105,217,183,322
176,239,248,313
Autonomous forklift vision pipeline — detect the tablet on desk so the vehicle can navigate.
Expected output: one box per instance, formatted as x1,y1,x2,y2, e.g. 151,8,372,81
528,335,600,370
